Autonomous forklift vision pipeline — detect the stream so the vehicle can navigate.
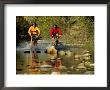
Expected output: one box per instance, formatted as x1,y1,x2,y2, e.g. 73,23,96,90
16,40,94,75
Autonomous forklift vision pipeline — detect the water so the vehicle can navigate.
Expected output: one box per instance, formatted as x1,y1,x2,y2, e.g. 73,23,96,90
16,41,94,75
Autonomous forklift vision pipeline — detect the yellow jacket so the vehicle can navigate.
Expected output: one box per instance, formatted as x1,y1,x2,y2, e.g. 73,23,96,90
28,26,40,36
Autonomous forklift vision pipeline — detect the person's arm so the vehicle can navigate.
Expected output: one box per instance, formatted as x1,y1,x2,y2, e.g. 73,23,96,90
50,28,53,37
28,26,32,36
58,28,62,37
36,27,40,36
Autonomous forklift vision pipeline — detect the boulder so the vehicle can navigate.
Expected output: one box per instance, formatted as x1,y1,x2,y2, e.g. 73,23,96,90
84,61,94,68
90,64,94,67
46,46,57,54
65,51,72,57
84,61,91,67
76,63,87,70
82,49,90,54
83,53,91,57
58,51,66,56
74,54,81,59
83,56,91,60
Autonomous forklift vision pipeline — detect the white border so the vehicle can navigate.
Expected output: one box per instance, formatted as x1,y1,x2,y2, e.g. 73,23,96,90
5,4,107,87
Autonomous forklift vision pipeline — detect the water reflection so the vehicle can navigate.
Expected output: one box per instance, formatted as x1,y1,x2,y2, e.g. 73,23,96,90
16,42,94,75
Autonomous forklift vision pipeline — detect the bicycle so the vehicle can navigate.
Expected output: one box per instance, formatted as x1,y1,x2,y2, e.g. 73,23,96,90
52,34,59,49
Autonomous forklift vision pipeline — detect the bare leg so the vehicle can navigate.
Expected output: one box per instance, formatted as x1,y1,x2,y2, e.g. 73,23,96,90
52,37,55,46
30,36,33,49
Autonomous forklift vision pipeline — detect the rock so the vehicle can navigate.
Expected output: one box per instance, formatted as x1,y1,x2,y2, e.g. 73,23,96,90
76,68,80,71
83,56,90,60
28,68,39,72
48,54,57,60
84,62,94,68
74,54,81,59
78,62,85,66
83,50,90,53
87,67,94,71
87,63,94,71
46,46,57,54
65,51,72,57
76,63,87,70
70,65,74,69
84,61,91,67
77,65,86,69
90,64,94,67
58,51,66,56
83,53,91,57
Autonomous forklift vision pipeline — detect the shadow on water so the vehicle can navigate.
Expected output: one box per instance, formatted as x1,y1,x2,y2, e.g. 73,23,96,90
16,40,94,75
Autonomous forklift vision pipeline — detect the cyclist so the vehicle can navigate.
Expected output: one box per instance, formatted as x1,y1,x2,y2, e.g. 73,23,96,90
50,24,62,46
28,23,40,47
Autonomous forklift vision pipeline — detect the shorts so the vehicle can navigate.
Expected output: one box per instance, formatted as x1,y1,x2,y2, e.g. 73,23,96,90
32,35,39,41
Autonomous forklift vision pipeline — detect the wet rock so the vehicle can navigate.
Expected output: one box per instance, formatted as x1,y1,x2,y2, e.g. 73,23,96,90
87,67,94,71
78,62,84,66
70,65,74,70
84,61,94,69
82,52,91,61
83,56,91,60
84,61,91,67
46,46,57,54
76,63,87,70
28,68,39,72
77,66,86,70
87,64,94,71
83,53,91,57
74,54,81,59
82,49,90,53
76,68,80,71
90,64,94,67
65,51,72,57
58,51,66,56
49,54,57,60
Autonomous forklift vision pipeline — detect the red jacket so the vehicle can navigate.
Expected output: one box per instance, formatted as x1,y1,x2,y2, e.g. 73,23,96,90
50,27,62,37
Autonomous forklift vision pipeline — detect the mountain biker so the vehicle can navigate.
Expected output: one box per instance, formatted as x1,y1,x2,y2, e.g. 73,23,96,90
28,23,40,46
50,24,62,46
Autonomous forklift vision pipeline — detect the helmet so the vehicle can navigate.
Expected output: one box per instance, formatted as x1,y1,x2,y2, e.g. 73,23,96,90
53,24,57,28
32,22,37,27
